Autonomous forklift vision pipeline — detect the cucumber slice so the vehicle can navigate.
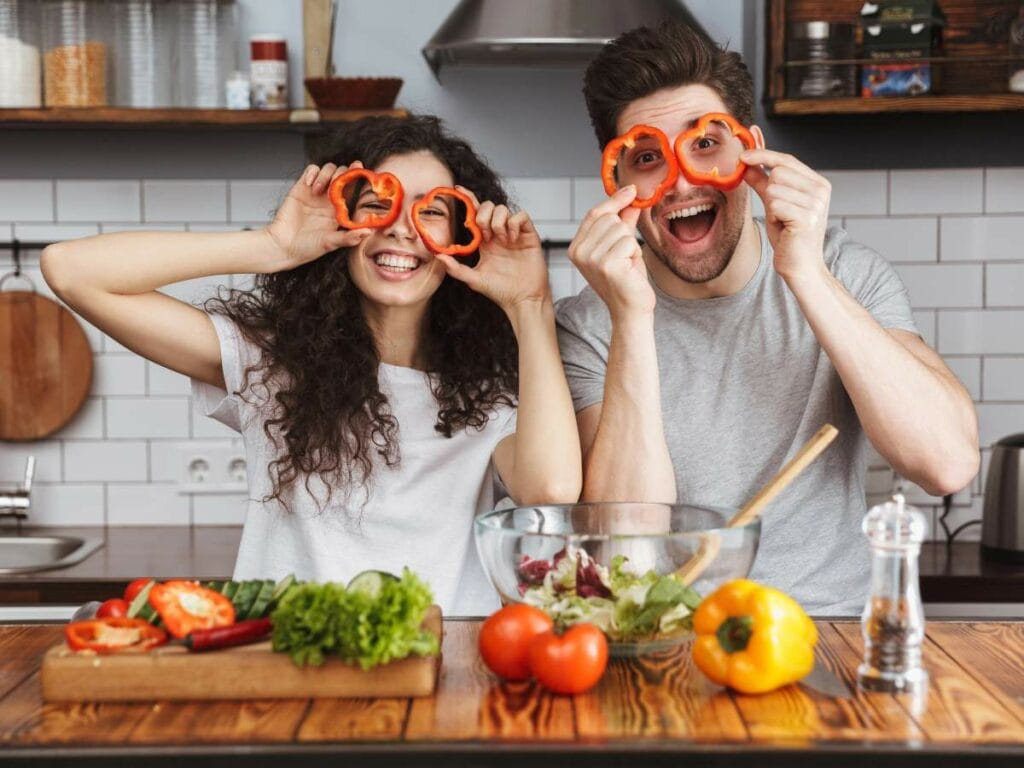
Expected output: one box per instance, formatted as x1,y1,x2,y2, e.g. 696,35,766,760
221,581,240,602
347,570,399,598
246,580,276,620
232,580,262,619
270,574,297,605
126,580,156,618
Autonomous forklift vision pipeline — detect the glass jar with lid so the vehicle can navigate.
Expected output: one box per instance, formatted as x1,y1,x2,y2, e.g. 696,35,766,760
41,0,111,107
110,0,173,107
171,0,238,108
0,0,43,107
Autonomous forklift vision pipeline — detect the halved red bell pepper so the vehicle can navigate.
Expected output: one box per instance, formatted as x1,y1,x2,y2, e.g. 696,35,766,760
412,187,482,257
148,580,236,639
601,124,679,208
328,168,403,229
673,112,756,191
64,617,167,654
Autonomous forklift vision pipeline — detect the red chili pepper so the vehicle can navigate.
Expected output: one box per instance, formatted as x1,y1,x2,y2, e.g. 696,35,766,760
601,124,678,209
64,617,167,654
148,580,236,639
673,112,756,191
328,168,404,229
412,187,482,257
185,618,272,652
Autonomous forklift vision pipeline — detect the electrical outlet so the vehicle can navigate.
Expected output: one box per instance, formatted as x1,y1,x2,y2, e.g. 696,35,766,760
178,442,248,495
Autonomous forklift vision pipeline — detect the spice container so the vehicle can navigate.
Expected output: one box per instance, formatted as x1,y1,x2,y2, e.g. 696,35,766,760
1010,4,1024,93
41,0,110,107
0,0,42,107
785,21,855,98
250,34,287,109
110,0,172,107
171,0,237,107
857,493,929,695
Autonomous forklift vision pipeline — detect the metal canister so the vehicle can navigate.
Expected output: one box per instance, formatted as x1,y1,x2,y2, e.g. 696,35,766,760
786,21,856,98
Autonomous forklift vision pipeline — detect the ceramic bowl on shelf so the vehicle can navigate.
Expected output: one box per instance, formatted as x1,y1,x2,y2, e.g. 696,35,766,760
303,76,403,110
474,502,760,657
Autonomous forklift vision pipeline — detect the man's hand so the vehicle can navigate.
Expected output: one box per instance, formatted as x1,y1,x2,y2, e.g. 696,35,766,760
568,185,654,321
741,149,832,285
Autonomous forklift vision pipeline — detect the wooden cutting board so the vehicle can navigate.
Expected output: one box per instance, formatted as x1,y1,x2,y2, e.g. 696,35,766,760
0,290,93,441
41,606,442,702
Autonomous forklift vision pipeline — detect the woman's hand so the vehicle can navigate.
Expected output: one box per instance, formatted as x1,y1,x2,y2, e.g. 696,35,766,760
263,162,373,271
434,186,551,314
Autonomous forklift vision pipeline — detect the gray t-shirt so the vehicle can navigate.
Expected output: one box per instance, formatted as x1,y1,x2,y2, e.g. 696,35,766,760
555,221,918,616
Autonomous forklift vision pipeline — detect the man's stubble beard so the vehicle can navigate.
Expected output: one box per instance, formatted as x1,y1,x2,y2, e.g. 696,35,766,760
641,195,747,285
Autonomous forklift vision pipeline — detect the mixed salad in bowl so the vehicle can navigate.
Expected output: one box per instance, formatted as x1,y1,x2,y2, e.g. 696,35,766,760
516,546,702,645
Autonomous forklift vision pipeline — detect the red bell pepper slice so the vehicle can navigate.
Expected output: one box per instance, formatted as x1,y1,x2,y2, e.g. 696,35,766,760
64,617,168,654
412,187,482,257
601,124,679,208
328,168,404,229
673,112,756,191
148,580,236,639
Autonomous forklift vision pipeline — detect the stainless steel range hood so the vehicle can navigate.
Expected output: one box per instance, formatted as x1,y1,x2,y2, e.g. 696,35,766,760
422,0,709,77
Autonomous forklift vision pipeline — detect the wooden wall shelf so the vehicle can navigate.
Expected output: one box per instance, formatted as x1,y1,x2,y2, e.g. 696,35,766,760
766,0,1024,116
0,107,409,131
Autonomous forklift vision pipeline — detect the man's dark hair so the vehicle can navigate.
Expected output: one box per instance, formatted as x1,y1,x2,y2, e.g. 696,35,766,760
583,20,754,148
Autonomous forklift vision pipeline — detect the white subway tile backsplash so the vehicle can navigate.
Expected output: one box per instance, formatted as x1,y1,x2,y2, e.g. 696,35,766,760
548,259,576,302
984,358,1024,401
894,264,983,308
65,441,147,482
55,397,105,440
507,178,572,221
938,310,1024,354
107,483,190,526
193,493,248,525
945,357,981,401
891,169,983,215
92,354,146,396
572,177,606,220
842,217,937,262
0,442,61,483
30,484,105,526
936,498,983,542
149,440,190,483
535,222,580,242
143,181,228,223
823,170,888,216
985,168,1024,214
228,180,288,223
57,180,141,222
148,363,192,396
14,223,99,242
940,216,1024,261
0,180,54,221
976,403,1024,446
986,264,1024,308
106,398,190,439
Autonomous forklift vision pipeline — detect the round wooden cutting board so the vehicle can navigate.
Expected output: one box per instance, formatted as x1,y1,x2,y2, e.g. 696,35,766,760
0,290,93,441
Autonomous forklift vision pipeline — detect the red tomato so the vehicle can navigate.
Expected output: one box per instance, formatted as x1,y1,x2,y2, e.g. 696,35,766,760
478,604,553,681
96,598,130,619
528,624,608,695
123,578,153,603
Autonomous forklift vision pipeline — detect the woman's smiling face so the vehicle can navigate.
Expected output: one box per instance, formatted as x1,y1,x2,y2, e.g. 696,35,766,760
346,150,455,309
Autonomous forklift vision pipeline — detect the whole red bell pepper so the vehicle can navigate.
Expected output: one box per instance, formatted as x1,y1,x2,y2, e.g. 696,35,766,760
64,617,168,654
148,580,236,639
673,112,756,191
601,124,679,208
328,168,404,229
412,187,482,257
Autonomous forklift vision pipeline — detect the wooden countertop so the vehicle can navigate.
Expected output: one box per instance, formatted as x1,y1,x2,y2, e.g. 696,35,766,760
0,620,1021,766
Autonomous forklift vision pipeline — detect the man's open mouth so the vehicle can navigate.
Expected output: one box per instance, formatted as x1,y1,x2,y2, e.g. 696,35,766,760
664,202,718,244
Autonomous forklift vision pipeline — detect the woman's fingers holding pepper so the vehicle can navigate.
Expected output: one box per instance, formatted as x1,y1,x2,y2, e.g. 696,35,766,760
324,227,372,252
507,210,534,244
475,200,496,242
311,163,338,194
434,252,480,290
489,205,511,243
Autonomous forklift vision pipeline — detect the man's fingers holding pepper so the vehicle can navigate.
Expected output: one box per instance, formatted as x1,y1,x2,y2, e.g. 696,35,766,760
578,185,638,239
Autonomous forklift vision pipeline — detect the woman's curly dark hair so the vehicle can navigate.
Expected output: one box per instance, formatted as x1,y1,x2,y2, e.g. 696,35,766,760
205,114,519,510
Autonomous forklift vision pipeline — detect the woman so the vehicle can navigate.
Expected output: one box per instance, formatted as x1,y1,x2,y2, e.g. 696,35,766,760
41,115,581,615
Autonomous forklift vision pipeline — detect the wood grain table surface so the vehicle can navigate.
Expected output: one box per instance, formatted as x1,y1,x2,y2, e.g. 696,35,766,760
0,619,1021,767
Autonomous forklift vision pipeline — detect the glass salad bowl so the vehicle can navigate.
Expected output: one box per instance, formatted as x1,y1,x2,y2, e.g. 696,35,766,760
474,502,760,657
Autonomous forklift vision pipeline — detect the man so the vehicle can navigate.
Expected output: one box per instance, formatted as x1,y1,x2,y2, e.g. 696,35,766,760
556,21,979,615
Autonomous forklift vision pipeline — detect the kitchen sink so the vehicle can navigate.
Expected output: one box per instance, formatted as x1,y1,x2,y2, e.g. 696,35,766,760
0,534,104,575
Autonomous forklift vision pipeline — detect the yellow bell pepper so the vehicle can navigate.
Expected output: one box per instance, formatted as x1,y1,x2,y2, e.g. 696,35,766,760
692,579,817,694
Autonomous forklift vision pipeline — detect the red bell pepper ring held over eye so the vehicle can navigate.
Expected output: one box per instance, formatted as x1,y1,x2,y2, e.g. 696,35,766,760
673,112,756,191
412,187,482,257
601,124,679,208
64,616,168,654
328,168,404,229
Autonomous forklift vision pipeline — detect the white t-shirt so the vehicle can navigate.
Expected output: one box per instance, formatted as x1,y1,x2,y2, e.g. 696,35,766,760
191,313,515,616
